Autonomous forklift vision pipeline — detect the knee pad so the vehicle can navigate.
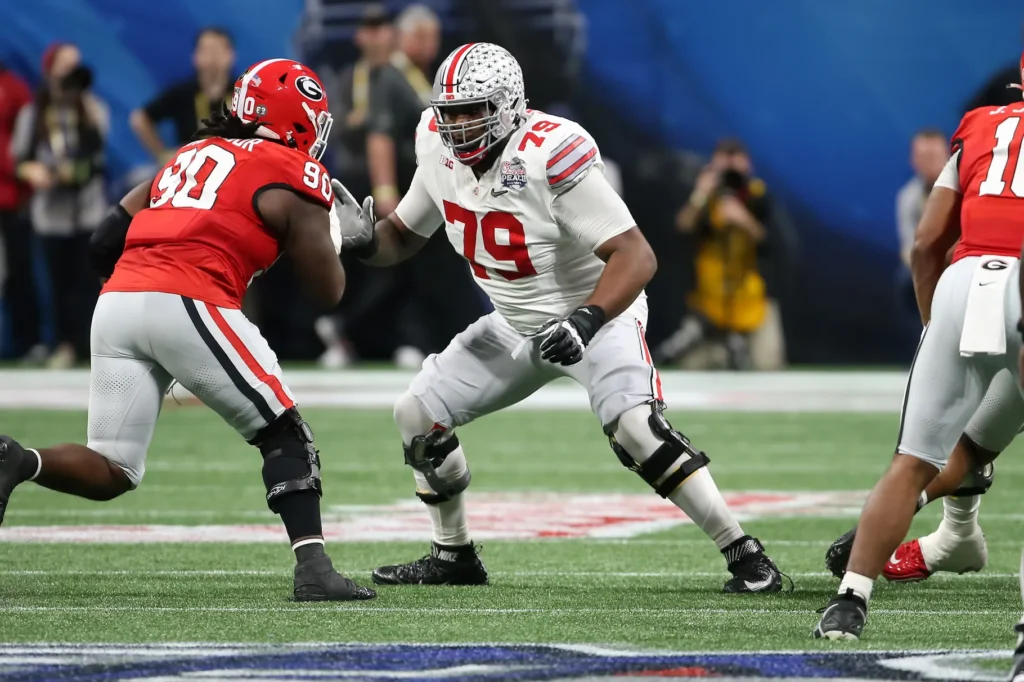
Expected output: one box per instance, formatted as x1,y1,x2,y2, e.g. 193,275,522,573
251,408,322,512
609,402,710,498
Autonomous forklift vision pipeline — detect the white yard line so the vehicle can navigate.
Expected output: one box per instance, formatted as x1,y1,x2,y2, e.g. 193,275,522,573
0,605,1009,616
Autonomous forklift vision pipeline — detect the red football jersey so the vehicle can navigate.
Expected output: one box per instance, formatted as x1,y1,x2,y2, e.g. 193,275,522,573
951,103,1024,262
104,137,334,308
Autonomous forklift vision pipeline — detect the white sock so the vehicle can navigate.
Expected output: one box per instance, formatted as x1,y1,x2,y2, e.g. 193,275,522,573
939,495,981,536
916,490,929,510
26,448,42,481
412,446,471,547
838,571,873,603
668,469,745,550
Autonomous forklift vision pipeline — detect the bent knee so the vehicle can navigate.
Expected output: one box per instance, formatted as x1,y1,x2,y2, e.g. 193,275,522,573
393,391,436,442
612,404,664,456
88,441,143,494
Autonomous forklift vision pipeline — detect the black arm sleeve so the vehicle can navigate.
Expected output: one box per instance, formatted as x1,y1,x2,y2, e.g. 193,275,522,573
89,204,133,278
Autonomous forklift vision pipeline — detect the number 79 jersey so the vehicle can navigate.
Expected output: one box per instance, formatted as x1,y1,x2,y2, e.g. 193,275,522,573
104,137,334,309
397,109,643,334
949,103,1024,262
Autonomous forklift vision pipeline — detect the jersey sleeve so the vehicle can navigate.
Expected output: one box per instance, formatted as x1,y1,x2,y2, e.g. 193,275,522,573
263,145,334,210
546,128,601,194
413,107,439,164
394,166,443,237
933,150,961,193
551,165,636,251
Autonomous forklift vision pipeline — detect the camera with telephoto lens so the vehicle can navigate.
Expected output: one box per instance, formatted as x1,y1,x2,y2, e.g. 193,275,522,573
720,168,748,192
61,65,93,93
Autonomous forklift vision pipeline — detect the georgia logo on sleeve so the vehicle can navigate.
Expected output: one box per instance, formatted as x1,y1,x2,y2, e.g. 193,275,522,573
295,76,324,102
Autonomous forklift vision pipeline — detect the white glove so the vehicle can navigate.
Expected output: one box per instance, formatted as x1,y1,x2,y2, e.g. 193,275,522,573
331,178,378,257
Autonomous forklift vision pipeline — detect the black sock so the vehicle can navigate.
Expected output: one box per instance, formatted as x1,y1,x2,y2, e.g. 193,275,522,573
295,541,326,563
273,491,324,546
431,541,474,562
722,535,761,565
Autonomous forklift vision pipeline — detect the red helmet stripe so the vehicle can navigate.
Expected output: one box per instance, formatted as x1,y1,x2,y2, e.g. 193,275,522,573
444,43,476,94
237,58,288,121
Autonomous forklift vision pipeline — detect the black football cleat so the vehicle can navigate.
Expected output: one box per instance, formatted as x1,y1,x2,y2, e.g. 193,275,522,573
722,537,786,593
812,589,867,640
825,527,857,579
372,542,489,586
293,554,376,601
0,436,31,526
1012,622,1024,682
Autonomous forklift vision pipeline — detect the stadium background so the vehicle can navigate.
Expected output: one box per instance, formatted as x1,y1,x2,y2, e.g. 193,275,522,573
1,0,1021,365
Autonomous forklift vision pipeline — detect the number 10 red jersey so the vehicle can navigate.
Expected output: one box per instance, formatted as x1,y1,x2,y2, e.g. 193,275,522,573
951,103,1024,262
104,137,334,308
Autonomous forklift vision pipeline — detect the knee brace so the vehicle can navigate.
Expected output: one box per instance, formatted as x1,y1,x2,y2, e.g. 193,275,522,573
250,408,322,512
608,402,710,498
405,428,471,505
955,436,996,496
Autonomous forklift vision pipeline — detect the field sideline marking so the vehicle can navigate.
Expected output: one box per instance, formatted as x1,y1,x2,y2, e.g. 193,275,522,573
0,569,1018,579
0,605,1013,616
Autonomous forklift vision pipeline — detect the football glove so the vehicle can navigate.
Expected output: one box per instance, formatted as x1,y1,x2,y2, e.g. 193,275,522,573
539,305,607,366
331,178,378,258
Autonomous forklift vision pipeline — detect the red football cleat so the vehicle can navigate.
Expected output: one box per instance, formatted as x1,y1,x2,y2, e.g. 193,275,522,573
883,539,932,582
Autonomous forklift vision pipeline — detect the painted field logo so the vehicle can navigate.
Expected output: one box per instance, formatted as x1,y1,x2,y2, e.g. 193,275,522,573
0,491,865,543
0,644,1008,681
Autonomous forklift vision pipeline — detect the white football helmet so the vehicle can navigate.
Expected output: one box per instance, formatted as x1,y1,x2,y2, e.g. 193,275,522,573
431,43,527,164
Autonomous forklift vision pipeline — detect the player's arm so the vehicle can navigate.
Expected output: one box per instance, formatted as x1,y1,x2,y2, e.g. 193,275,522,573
88,178,154,279
910,150,962,325
332,167,437,266
562,170,657,319
258,188,346,306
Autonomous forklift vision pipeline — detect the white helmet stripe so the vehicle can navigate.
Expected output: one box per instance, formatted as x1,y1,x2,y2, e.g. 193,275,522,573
237,58,288,122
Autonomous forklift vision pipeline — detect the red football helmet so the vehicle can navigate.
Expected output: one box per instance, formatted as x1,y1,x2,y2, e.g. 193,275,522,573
230,58,333,160
1011,51,1024,98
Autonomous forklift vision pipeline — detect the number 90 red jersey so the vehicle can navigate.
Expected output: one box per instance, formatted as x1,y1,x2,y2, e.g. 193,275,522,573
103,137,334,308
951,103,1024,262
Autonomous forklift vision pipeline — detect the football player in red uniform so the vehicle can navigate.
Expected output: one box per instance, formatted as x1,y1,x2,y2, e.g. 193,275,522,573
0,58,375,602
814,54,1024,639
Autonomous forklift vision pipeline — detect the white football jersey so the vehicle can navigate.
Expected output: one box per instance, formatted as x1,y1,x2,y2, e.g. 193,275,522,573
396,108,647,335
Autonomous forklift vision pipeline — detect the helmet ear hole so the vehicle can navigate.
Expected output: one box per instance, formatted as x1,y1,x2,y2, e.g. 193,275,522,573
293,122,308,134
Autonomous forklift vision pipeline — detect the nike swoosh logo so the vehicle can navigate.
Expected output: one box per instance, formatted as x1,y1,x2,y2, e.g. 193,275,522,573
743,576,774,591
979,282,994,287
888,550,899,564
491,188,508,197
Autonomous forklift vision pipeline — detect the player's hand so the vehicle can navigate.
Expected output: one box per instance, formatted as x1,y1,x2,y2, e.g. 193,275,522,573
331,179,378,258
539,305,607,366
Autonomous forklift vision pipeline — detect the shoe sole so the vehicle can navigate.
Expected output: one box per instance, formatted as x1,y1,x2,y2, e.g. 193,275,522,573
816,629,860,641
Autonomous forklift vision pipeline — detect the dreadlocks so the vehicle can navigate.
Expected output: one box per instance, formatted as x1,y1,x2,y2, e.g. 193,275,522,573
192,106,262,142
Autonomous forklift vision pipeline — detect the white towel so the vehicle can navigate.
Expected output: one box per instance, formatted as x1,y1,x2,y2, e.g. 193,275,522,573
959,255,1016,356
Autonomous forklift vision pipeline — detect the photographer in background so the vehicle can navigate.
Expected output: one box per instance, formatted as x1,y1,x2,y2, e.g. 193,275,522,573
130,27,235,164
12,43,107,368
654,138,784,370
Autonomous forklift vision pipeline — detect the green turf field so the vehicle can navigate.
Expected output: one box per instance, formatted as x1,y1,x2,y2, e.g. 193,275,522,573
0,399,1020,679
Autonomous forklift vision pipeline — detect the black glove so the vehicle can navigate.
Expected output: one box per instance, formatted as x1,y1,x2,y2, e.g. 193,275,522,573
539,305,607,366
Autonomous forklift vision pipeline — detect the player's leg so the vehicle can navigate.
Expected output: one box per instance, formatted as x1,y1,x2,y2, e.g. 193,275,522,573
0,292,170,523
824,432,996,579
885,370,1017,581
155,294,374,601
373,312,553,586
564,313,784,593
815,259,992,640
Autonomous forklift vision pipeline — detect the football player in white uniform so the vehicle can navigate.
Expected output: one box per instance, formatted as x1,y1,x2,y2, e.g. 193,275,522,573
333,43,785,592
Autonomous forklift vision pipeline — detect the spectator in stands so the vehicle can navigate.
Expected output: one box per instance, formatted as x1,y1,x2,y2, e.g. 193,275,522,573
11,43,108,368
897,129,948,270
130,27,235,164
0,61,43,360
654,139,784,370
366,3,439,216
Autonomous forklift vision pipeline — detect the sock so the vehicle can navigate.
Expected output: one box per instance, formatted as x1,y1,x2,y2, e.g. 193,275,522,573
938,495,981,536
293,538,326,562
19,448,42,482
722,535,761,565
838,571,873,603
431,541,474,563
273,492,324,544
669,469,745,550
916,490,929,511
